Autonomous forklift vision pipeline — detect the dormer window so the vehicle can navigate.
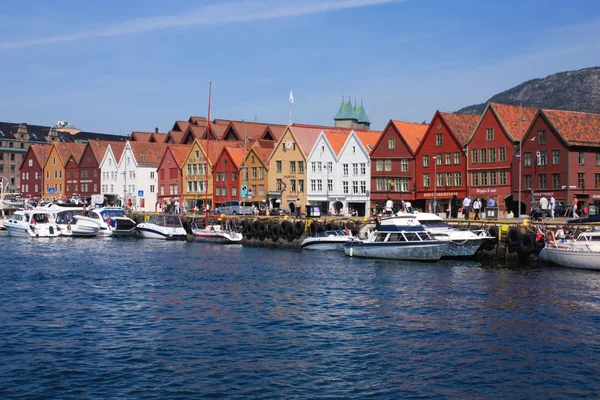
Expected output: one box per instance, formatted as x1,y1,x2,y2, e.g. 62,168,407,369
388,138,395,149
353,146,356,153
321,145,325,153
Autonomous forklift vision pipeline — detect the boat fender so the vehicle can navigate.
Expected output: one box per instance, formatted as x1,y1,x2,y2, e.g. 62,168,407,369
507,227,522,244
316,224,325,234
286,223,295,238
67,224,72,232
310,222,319,234
294,221,304,236
519,233,535,253
488,226,499,239
325,222,334,231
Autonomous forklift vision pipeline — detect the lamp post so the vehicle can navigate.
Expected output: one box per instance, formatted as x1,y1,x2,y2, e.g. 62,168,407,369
433,156,437,214
241,122,252,201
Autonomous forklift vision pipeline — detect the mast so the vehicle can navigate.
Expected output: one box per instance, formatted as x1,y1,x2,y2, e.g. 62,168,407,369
205,80,212,224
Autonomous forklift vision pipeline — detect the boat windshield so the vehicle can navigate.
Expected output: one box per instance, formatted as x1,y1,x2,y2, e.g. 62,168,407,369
56,210,84,224
419,220,448,229
31,213,50,224
100,209,126,219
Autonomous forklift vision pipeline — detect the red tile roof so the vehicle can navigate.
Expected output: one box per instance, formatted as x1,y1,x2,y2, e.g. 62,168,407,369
439,112,480,146
172,121,190,132
129,131,153,142
168,144,193,168
290,126,328,156
490,102,537,141
30,144,51,166
165,130,186,144
354,130,383,154
261,124,287,141
225,147,245,169
129,142,169,167
151,132,168,143
189,116,208,126
391,120,429,153
542,109,600,146
54,143,87,166
324,131,349,156
88,140,127,164
229,121,270,140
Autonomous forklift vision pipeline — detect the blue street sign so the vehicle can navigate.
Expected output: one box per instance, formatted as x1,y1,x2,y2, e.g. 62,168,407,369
137,190,144,197
48,187,55,194
241,184,248,197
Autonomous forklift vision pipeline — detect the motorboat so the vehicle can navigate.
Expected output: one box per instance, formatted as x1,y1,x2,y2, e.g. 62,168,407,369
301,229,353,250
51,207,101,237
86,207,137,236
3,209,60,238
539,230,600,270
413,212,493,258
192,217,242,244
137,214,188,240
344,214,443,261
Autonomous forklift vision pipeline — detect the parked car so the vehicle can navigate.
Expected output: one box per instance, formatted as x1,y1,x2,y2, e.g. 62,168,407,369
219,200,254,215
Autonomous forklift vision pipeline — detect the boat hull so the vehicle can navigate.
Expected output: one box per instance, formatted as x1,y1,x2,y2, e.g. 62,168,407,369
539,248,600,270
344,240,443,261
4,223,59,238
192,229,242,243
300,238,349,251
137,225,187,240
439,238,486,258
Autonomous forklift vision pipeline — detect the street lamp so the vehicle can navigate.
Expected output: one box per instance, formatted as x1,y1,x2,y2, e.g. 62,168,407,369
433,156,437,214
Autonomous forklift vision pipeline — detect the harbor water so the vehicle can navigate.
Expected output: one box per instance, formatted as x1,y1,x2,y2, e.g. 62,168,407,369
1,234,600,399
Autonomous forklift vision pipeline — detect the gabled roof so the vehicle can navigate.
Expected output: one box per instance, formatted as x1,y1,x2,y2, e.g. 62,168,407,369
165,130,186,144
172,121,190,132
229,121,270,141
540,109,600,147
26,144,51,168
260,124,287,141
52,143,87,167
128,142,168,167
189,116,208,126
390,120,429,154
151,132,167,143
354,130,383,154
439,112,480,146
88,140,127,164
289,126,330,157
129,131,153,142
168,144,193,168
323,131,348,156
222,147,245,169
490,102,537,141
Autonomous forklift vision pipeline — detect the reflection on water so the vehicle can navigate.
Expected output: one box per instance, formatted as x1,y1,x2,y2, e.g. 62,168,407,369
1,234,600,398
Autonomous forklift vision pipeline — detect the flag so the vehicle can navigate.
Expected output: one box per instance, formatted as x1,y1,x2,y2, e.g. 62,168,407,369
289,90,294,104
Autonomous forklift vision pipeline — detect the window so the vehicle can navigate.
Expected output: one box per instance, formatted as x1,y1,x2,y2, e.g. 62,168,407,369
376,178,383,191
384,159,392,172
216,173,220,182
499,171,507,185
472,172,479,186
195,150,200,159
252,167,257,179
388,138,395,149
276,179,283,191
10,153,15,161
539,151,547,166
577,173,585,189
444,153,451,165
524,174,532,189
327,162,333,173
399,178,408,192
298,161,304,173
553,173,561,189
454,152,460,165
232,172,237,182
401,159,408,172
471,149,478,164
552,150,560,165
360,180,367,193
436,134,443,146
150,185,155,193
150,172,155,179
28,159,33,167
290,179,296,192
360,163,366,175
310,179,316,191
343,181,348,194
216,186,221,196
538,130,546,145
436,154,442,166
0,153,2,160
596,174,600,189
579,152,585,165
352,181,358,194
480,149,487,163
445,172,452,187
423,155,430,167
524,152,532,167
276,160,282,172
259,185,264,196
259,168,264,179
328,179,333,192
489,148,496,163
289,161,296,173
423,173,430,188
298,180,304,192
376,160,383,171
232,187,237,197
317,162,322,172
352,146,356,154
538,174,547,189
486,128,494,141
160,185,165,195
454,172,462,187
499,147,506,162
352,163,359,175
343,164,349,176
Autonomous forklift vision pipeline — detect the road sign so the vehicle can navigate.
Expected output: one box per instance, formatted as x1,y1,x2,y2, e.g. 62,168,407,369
241,184,248,197
48,187,55,194
137,190,144,197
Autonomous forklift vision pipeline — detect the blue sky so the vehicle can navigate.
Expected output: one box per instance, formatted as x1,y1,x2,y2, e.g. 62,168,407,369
1,0,599,135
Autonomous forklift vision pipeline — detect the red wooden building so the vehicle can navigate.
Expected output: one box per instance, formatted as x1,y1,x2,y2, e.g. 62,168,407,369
156,144,191,208
465,102,537,214
19,144,51,199
370,120,428,213
414,111,479,213
517,109,600,216
212,146,245,205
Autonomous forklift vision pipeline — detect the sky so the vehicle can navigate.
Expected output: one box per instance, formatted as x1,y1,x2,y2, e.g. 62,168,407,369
1,0,600,135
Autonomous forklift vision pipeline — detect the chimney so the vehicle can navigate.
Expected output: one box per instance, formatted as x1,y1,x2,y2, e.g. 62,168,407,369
155,127,159,133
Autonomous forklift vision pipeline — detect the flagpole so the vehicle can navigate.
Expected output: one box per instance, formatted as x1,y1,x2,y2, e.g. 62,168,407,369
289,90,293,125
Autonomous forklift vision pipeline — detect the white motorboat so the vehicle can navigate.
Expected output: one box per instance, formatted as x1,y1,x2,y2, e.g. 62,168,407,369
3,209,60,238
301,230,353,250
51,207,101,237
539,230,600,270
192,217,242,244
413,212,493,258
87,207,137,236
344,214,443,261
137,214,188,240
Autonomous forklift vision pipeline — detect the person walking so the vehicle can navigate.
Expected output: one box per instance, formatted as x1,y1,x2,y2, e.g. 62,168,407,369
405,200,412,214
385,197,394,216
572,195,579,218
549,196,556,219
462,196,471,220
295,198,301,218
540,196,548,221
472,198,482,220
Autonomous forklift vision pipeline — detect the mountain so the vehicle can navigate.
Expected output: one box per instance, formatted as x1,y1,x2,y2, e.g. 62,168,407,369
456,67,600,115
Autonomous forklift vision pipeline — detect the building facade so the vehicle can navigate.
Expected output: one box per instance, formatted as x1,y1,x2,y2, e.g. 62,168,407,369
19,144,50,199
156,145,191,208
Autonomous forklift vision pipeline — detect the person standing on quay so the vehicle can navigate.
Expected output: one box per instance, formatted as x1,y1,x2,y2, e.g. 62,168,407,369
295,198,301,218
472,198,482,220
385,197,394,216
550,196,556,219
462,196,471,220
540,195,549,221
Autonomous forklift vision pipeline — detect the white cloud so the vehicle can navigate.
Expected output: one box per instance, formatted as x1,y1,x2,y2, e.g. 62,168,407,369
0,0,403,50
